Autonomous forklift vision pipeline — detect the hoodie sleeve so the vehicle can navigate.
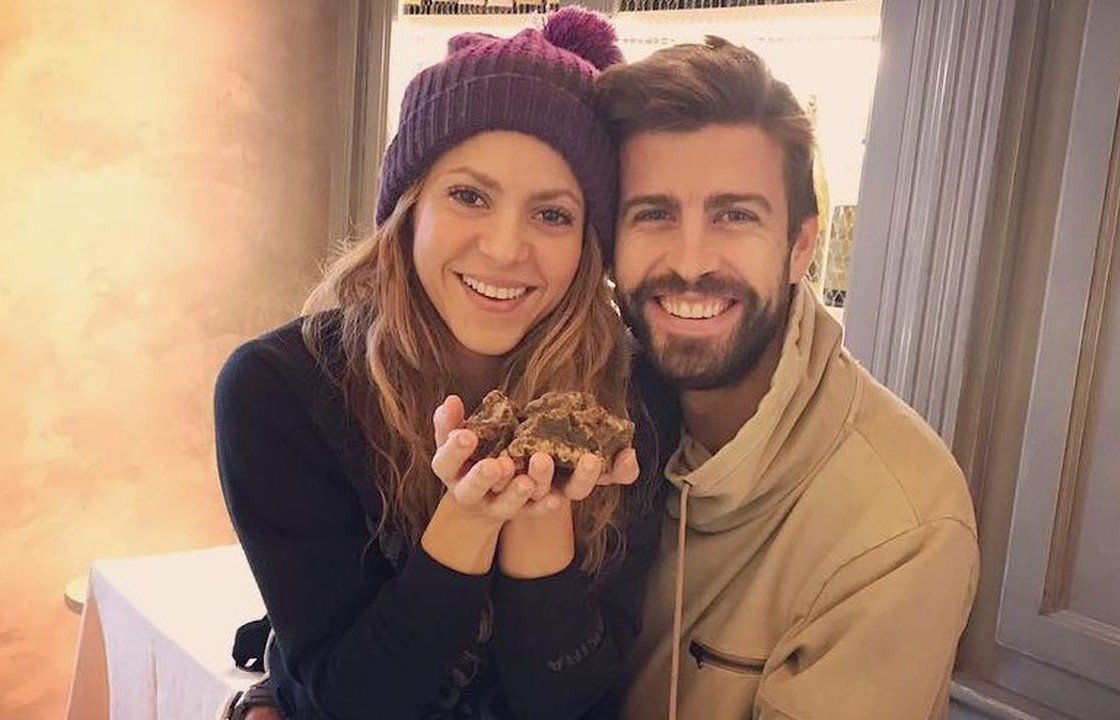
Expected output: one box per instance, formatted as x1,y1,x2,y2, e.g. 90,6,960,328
755,517,979,720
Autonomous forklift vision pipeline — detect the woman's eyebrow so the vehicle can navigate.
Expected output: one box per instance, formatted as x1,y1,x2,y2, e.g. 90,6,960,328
441,168,579,208
527,188,582,207
443,166,502,192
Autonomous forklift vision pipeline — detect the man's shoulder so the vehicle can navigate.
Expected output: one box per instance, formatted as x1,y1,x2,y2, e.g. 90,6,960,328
786,365,976,573
773,373,977,622
843,371,975,531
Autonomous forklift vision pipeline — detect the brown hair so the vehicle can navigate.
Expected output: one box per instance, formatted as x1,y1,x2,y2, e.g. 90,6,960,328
299,180,633,576
595,35,818,239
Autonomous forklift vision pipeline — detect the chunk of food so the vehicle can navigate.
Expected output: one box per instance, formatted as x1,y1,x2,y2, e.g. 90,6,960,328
463,390,520,464
462,390,635,483
507,391,635,474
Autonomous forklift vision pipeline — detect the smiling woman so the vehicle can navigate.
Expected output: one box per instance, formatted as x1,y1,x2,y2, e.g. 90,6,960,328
213,8,670,720
412,131,585,358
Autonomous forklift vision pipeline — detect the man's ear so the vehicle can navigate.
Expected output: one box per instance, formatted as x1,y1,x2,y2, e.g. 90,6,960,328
788,214,820,284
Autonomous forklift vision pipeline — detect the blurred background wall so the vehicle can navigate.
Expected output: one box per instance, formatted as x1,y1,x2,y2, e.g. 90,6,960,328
0,1,339,715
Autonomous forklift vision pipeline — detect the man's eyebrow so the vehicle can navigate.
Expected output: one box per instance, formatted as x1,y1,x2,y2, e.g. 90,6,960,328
706,193,773,215
620,194,680,216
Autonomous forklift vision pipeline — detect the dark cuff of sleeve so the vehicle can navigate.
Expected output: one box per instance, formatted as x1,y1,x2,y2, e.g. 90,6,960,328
491,561,583,606
491,562,610,667
394,544,491,629
490,563,618,718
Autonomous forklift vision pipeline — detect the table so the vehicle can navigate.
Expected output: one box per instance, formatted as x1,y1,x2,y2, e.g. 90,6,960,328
66,545,267,720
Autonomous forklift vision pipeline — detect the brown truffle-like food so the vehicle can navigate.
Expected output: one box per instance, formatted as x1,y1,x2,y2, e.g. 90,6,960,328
463,390,520,464
507,391,635,474
462,390,635,483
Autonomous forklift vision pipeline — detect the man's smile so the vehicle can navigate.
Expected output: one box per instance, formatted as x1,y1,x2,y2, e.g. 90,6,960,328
646,293,743,337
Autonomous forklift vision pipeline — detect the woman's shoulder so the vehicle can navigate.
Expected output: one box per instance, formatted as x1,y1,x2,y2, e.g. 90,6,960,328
215,309,383,517
217,309,344,406
214,310,357,460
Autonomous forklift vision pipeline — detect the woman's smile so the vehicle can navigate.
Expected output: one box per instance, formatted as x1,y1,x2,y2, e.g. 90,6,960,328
455,272,537,314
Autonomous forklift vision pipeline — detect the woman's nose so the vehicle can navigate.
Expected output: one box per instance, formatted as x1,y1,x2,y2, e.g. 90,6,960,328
476,214,530,266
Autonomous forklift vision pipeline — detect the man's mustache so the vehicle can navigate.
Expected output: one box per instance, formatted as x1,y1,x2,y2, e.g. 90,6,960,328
625,274,756,306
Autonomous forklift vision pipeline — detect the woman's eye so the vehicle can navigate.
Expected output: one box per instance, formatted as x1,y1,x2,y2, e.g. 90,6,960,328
450,187,487,208
537,208,574,227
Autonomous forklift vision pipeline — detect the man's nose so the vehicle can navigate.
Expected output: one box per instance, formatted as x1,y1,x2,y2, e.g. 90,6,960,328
664,221,719,283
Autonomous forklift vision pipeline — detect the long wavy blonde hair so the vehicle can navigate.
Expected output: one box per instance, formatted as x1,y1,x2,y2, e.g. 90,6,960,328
300,179,633,575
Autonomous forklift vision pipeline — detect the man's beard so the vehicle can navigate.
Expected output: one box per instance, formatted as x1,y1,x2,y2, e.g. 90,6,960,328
620,272,791,392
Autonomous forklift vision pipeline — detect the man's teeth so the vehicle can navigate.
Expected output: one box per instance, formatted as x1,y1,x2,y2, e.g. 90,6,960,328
658,297,731,319
461,274,528,300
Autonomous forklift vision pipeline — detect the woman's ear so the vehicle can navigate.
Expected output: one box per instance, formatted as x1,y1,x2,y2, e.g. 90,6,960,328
788,214,820,284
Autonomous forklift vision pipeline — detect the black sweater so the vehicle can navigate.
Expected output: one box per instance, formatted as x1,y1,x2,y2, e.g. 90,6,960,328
214,314,673,719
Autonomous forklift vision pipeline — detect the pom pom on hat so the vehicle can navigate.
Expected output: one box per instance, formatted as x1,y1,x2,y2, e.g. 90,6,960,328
542,6,623,70
447,31,500,54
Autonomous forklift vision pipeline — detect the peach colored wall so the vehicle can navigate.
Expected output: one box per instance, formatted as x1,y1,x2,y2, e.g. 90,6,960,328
0,1,339,715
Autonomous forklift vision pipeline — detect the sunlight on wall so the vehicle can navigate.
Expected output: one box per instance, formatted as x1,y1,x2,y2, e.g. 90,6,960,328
0,1,338,715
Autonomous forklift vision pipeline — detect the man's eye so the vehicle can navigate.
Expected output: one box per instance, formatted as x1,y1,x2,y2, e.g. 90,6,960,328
537,208,574,227
720,208,758,223
634,208,671,223
450,187,487,208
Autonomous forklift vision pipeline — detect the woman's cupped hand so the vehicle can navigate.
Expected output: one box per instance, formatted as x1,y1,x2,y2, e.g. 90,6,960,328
429,395,639,521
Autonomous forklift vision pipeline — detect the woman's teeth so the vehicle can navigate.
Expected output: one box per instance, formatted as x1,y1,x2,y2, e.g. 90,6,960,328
460,274,528,300
658,297,732,319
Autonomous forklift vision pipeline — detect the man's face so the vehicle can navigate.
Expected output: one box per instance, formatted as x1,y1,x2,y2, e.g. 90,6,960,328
613,124,816,391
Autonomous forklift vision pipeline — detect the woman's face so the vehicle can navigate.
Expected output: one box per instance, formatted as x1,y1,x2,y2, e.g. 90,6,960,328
412,131,585,357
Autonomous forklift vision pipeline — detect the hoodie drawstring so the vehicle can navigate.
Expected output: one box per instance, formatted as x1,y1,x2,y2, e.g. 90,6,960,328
668,480,692,720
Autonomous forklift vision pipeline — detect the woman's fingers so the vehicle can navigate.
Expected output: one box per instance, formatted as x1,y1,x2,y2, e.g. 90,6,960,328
527,452,554,501
430,395,473,489
433,395,466,447
564,453,603,501
488,457,517,494
601,447,640,486
489,474,536,517
443,444,640,511
520,493,565,518
453,457,515,505
431,429,478,487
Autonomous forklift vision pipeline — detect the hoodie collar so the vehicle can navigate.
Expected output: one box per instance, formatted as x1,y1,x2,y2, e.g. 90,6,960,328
663,283,855,532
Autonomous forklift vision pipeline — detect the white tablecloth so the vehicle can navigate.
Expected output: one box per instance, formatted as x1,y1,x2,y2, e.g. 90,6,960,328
67,545,267,720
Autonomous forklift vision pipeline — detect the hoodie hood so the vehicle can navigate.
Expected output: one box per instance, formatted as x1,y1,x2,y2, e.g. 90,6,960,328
661,284,862,718
663,282,858,533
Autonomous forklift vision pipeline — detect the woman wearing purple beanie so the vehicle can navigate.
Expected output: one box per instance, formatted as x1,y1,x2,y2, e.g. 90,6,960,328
214,7,670,719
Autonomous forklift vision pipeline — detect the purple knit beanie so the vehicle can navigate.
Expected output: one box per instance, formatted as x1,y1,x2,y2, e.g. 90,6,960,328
376,6,624,255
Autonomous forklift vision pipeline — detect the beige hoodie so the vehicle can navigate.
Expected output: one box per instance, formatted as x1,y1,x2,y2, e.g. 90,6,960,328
623,285,979,720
